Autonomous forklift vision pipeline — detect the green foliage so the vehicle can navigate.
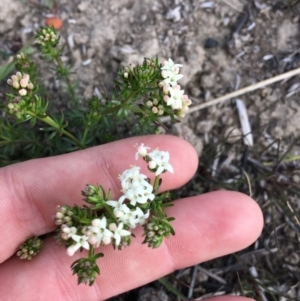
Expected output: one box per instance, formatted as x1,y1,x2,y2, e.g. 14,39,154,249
71,251,103,286
0,27,187,168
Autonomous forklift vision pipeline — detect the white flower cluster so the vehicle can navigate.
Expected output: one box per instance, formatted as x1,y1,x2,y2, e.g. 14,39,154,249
135,143,174,176
58,143,173,257
61,217,132,256
159,58,192,117
7,72,34,96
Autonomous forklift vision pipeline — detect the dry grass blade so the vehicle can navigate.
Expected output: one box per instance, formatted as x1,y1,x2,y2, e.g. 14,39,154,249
188,67,300,113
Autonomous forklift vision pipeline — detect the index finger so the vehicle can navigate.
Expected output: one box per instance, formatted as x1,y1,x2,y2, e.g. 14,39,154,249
0,135,198,263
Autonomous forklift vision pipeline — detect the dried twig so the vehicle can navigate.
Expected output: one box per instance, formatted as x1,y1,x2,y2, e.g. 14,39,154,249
220,0,245,13
188,265,198,299
236,98,253,147
197,266,227,285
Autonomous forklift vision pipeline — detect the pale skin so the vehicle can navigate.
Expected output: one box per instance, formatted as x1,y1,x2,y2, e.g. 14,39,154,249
0,135,263,301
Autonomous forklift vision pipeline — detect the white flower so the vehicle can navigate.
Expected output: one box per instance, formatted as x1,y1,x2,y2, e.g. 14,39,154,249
120,208,150,228
167,86,184,109
161,70,169,78
134,208,150,225
119,166,141,183
160,58,183,86
161,58,183,72
106,195,130,218
119,208,140,228
147,149,161,160
66,235,89,256
161,73,183,87
125,181,155,206
120,167,148,194
118,164,155,207
88,217,113,247
135,143,151,160
148,150,174,176
109,222,131,246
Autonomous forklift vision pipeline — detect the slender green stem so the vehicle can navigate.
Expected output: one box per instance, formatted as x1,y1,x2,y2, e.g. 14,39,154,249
88,245,94,258
103,203,117,221
153,175,161,194
26,111,84,149
273,136,300,169
54,55,77,104
158,277,188,301
81,127,89,145
101,91,138,115
0,135,10,142
264,154,300,166
0,139,36,146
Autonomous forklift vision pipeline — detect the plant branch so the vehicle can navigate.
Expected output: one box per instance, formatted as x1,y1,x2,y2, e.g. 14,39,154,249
27,111,84,149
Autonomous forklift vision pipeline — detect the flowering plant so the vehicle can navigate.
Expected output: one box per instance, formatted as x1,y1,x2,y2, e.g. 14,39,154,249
51,143,175,285
1,26,192,286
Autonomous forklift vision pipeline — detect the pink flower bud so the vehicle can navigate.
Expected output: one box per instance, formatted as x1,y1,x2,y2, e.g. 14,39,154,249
91,218,101,227
7,103,14,110
173,66,179,74
18,89,27,96
163,84,170,94
181,94,188,102
148,160,157,169
109,223,117,231
61,224,68,230
146,101,153,107
20,254,28,259
55,212,64,219
137,143,149,157
12,80,20,89
27,83,34,90
16,72,22,79
20,76,29,88
88,235,97,245
61,233,69,240
152,106,158,114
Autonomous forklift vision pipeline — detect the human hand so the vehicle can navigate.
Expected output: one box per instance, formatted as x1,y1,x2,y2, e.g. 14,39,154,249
0,135,263,301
